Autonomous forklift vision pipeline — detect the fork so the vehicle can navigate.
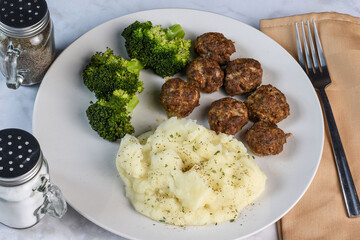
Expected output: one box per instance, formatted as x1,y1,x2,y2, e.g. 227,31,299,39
295,19,360,217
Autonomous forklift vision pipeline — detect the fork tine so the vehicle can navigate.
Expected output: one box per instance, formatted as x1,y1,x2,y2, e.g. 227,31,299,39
306,20,320,71
300,21,313,73
312,19,326,68
295,22,305,69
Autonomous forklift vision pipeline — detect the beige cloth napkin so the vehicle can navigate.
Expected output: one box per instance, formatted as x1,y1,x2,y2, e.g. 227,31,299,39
260,12,360,240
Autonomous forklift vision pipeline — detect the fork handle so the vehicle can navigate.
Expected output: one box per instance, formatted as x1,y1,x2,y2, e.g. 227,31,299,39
318,87,360,217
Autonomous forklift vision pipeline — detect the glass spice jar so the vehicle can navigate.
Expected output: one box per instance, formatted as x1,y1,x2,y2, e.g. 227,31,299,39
0,0,55,89
0,128,67,229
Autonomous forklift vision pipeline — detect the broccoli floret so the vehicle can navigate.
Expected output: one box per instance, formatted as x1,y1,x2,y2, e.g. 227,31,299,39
122,21,191,77
86,89,139,142
83,48,143,141
83,47,144,101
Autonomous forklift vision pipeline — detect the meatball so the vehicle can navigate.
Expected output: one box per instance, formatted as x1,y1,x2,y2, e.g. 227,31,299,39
208,97,248,135
194,32,235,65
186,57,224,93
159,78,200,118
224,58,263,96
244,84,290,123
245,121,292,156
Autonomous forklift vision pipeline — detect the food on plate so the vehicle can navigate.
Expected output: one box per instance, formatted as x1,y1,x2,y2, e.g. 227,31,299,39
122,21,191,77
224,58,263,96
116,117,266,226
83,47,143,101
186,56,224,93
208,97,248,135
245,84,290,123
246,121,292,156
194,32,235,65
86,89,139,142
159,78,200,118
83,48,144,141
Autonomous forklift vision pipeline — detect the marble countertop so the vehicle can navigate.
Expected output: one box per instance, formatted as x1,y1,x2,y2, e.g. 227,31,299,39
0,0,359,239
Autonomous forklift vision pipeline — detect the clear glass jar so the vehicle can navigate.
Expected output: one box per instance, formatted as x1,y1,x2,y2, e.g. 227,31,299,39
0,128,66,229
0,0,55,89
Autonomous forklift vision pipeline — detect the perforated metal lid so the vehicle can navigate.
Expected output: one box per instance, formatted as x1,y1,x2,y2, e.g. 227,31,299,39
0,128,42,186
0,0,49,38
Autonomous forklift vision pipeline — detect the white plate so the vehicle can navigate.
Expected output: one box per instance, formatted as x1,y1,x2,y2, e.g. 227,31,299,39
33,9,324,240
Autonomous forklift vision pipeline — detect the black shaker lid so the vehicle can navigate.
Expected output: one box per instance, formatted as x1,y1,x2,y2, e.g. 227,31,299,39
0,128,42,186
0,0,48,28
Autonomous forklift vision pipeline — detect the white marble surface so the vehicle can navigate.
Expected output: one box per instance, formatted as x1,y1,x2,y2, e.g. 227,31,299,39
0,0,359,239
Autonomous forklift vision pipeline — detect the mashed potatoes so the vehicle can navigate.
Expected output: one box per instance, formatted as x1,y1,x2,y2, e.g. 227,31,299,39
116,117,266,226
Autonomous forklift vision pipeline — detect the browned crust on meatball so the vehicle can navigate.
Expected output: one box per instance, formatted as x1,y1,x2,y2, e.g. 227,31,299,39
244,84,290,123
245,121,290,156
208,97,248,135
194,32,235,65
159,78,200,118
224,58,263,96
186,57,224,93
